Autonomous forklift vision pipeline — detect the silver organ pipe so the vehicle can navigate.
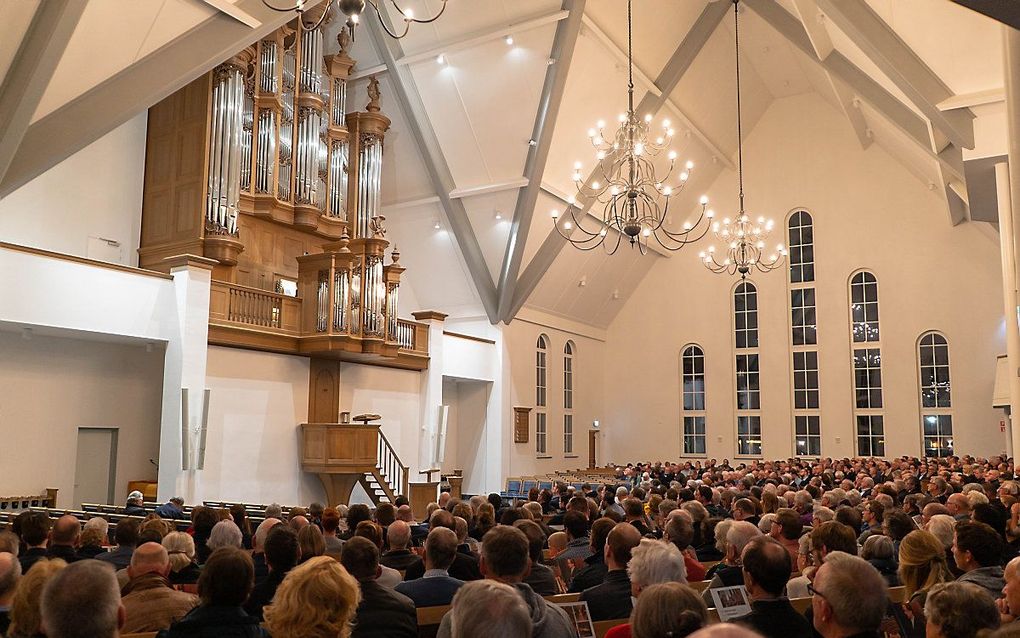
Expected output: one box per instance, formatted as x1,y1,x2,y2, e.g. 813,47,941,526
350,264,362,335
364,255,384,336
328,141,348,219
240,89,253,191
356,135,382,237
260,41,278,93
278,48,295,201
333,78,347,127
255,109,275,193
206,63,245,235
333,268,350,332
386,282,399,341
316,271,328,332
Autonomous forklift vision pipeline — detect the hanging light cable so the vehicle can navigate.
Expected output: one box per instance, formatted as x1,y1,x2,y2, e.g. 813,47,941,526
552,0,711,255
699,0,786,278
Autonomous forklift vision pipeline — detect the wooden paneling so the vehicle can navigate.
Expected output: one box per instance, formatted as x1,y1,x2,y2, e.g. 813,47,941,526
309,358,341,423
140,74,211,270
234,215,323,290
301,424,379,468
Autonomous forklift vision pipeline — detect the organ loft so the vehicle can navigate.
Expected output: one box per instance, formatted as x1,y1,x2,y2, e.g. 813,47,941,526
137,9,435,507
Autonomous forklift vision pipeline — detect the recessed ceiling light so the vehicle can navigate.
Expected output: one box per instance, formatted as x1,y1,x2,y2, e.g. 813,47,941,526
495,211,503,220
505,35,514,46
436,54,446,65
433,220,442,229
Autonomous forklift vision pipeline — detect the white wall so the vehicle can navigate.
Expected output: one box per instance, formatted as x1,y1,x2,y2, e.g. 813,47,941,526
0,331,164,508
602,92,1005,463
340,363,423,473
0,114,147,266
441,378,492,495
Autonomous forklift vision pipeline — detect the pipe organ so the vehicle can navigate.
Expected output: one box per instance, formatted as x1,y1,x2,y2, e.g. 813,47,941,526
140,11,411,361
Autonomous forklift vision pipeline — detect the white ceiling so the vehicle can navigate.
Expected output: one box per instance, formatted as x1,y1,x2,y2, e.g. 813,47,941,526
0,0,1008,329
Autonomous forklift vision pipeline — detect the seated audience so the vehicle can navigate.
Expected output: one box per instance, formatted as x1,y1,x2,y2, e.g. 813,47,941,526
703,521,761,606
947,493,973,522
448,580,532,638
954,520,1006,597
78,518,109,559
861,534,899,586
298,524,326,563
0,552,21,635
228,504,253,550
6,558,65,638
163,532,201,585
568,517,615,593
341,536,416,638
923,581,1000,638
515,519,558,595
624,498,652,536
97,519,140,571
730,536,811,638
354,521,402,587
263,556,361,638
190,507,219,564
436,525,576,638
925,514,962,576
155,497,187,520
244,525,300,620
810,552,888,638
395,527,464,607
121,542,199,633
557,511,593,567
17,513,50,574
342,504,372,541
380,521,422,573
582,523,643,621
45,516,82,564
404,510,482,582
606,581,708,638
158,547,269,637
40,559,123,638
322,507,344,555
251,517,283,584
125,490,147,516
705,519,735,579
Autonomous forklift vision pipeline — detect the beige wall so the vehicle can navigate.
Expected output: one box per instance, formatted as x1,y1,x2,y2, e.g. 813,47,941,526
0,330,163,508
602,92,1005,464
503,313,607,479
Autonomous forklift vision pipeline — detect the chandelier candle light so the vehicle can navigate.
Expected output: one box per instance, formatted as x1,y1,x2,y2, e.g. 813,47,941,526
261,0,448,41
700,0,786,278
553,0,711,255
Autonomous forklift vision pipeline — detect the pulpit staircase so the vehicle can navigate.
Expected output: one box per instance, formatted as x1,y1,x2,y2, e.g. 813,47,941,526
301,423,408,507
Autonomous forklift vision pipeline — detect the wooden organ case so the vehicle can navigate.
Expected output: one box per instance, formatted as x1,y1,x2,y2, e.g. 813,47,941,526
139,12,427,368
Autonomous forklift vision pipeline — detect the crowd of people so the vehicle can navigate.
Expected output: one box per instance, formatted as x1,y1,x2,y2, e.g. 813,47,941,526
3,454,1020,637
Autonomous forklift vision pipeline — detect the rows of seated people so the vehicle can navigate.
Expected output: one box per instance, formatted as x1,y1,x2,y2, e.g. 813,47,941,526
2,454,1020,637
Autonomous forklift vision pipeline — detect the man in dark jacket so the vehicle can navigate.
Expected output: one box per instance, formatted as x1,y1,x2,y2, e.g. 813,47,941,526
97,518,140,571
46,515,83,564
568,517,615,592
244,525,299,621
403,509,481,581
580,522,641,621
17,512,50,574
395,527,464,607
731,536,812,638
380,521,423,572
343,537,417,638
514,520,558,595
155,497,187,520
158,547,269,638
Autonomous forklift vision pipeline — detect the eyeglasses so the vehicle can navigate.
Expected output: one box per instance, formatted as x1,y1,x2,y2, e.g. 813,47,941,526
807,583,828,600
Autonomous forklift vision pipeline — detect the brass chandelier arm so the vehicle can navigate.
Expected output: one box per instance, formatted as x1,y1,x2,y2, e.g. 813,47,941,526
258,0,448,40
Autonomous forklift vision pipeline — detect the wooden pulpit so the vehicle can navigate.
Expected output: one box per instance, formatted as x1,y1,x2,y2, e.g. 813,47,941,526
410,469,440,519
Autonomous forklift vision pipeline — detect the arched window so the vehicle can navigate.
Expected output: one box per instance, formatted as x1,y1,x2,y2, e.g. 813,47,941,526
919,332,953,457
788,210,820,456
536,335,548,455
734,283,761,456
849,271,884,456
682,345,707,455
563,341,575,455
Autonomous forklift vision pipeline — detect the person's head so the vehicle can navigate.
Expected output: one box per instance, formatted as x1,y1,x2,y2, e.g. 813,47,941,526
630,582,708,638
588,517,616,556
0,552,21,604
953,520,1003,570
882,509,916,541
264,556,361,638
924,581,1000,638
8,558,67,636
322,508,341,535
41,560,123,638
449,580,531,638
289,515,309,532
346,503,372,529
21,511,51,547
265,525,300,574
163,531,196,572
453,516,469,544
732,498,755,521
354,520,384,549
687,626,764,638
50,515,80,547
199,547,254,606
628,538,687,596
664,516,695,551
0,530,20,557
191,506,219,536
253,517,283,553
861,534,894,562
387,520,411,550
925,514,956,549
725,521,762,564
741,536,791,598
424,527,459,571
605,522,642,570
946,493,972,517
547,531,568,556
810,521,857,561
512,520,547,565
128,541,170,579
341,536,380,581
480,525,531,583
264,503,283,520
207,520,243,551
298,524,326,562
113,518,140,547
811,552,887,637
770,508,802,541
562,511,588,541
1003,556,1020,617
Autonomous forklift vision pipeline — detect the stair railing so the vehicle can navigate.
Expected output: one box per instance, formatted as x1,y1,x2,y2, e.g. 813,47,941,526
377,431,408,498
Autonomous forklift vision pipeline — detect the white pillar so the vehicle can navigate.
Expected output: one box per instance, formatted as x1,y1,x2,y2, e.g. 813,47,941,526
156,255,216,504
1004,26,1020,459
414,311,447,473
996,162,1020,459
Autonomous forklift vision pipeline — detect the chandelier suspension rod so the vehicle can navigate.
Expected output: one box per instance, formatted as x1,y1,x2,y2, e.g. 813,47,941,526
734,0,745,215
626,0,636,193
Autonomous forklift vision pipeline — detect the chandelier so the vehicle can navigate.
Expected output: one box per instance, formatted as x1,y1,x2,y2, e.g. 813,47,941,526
261,0,448,40
552,0,710,255
700,0,785,278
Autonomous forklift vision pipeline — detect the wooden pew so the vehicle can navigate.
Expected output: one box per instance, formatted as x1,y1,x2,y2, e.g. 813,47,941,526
546,593,581,604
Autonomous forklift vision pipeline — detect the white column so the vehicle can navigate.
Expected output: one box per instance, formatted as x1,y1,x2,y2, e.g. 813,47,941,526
1004,26,1020,459
996,162,1020,459
156,255,216,504
415,311,447,473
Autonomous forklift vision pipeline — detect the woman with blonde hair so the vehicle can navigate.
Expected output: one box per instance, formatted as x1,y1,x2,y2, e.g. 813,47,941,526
898,530,954,638
163,531,201,585
298,523,326,563
264,556,361,638
6,558,66,638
